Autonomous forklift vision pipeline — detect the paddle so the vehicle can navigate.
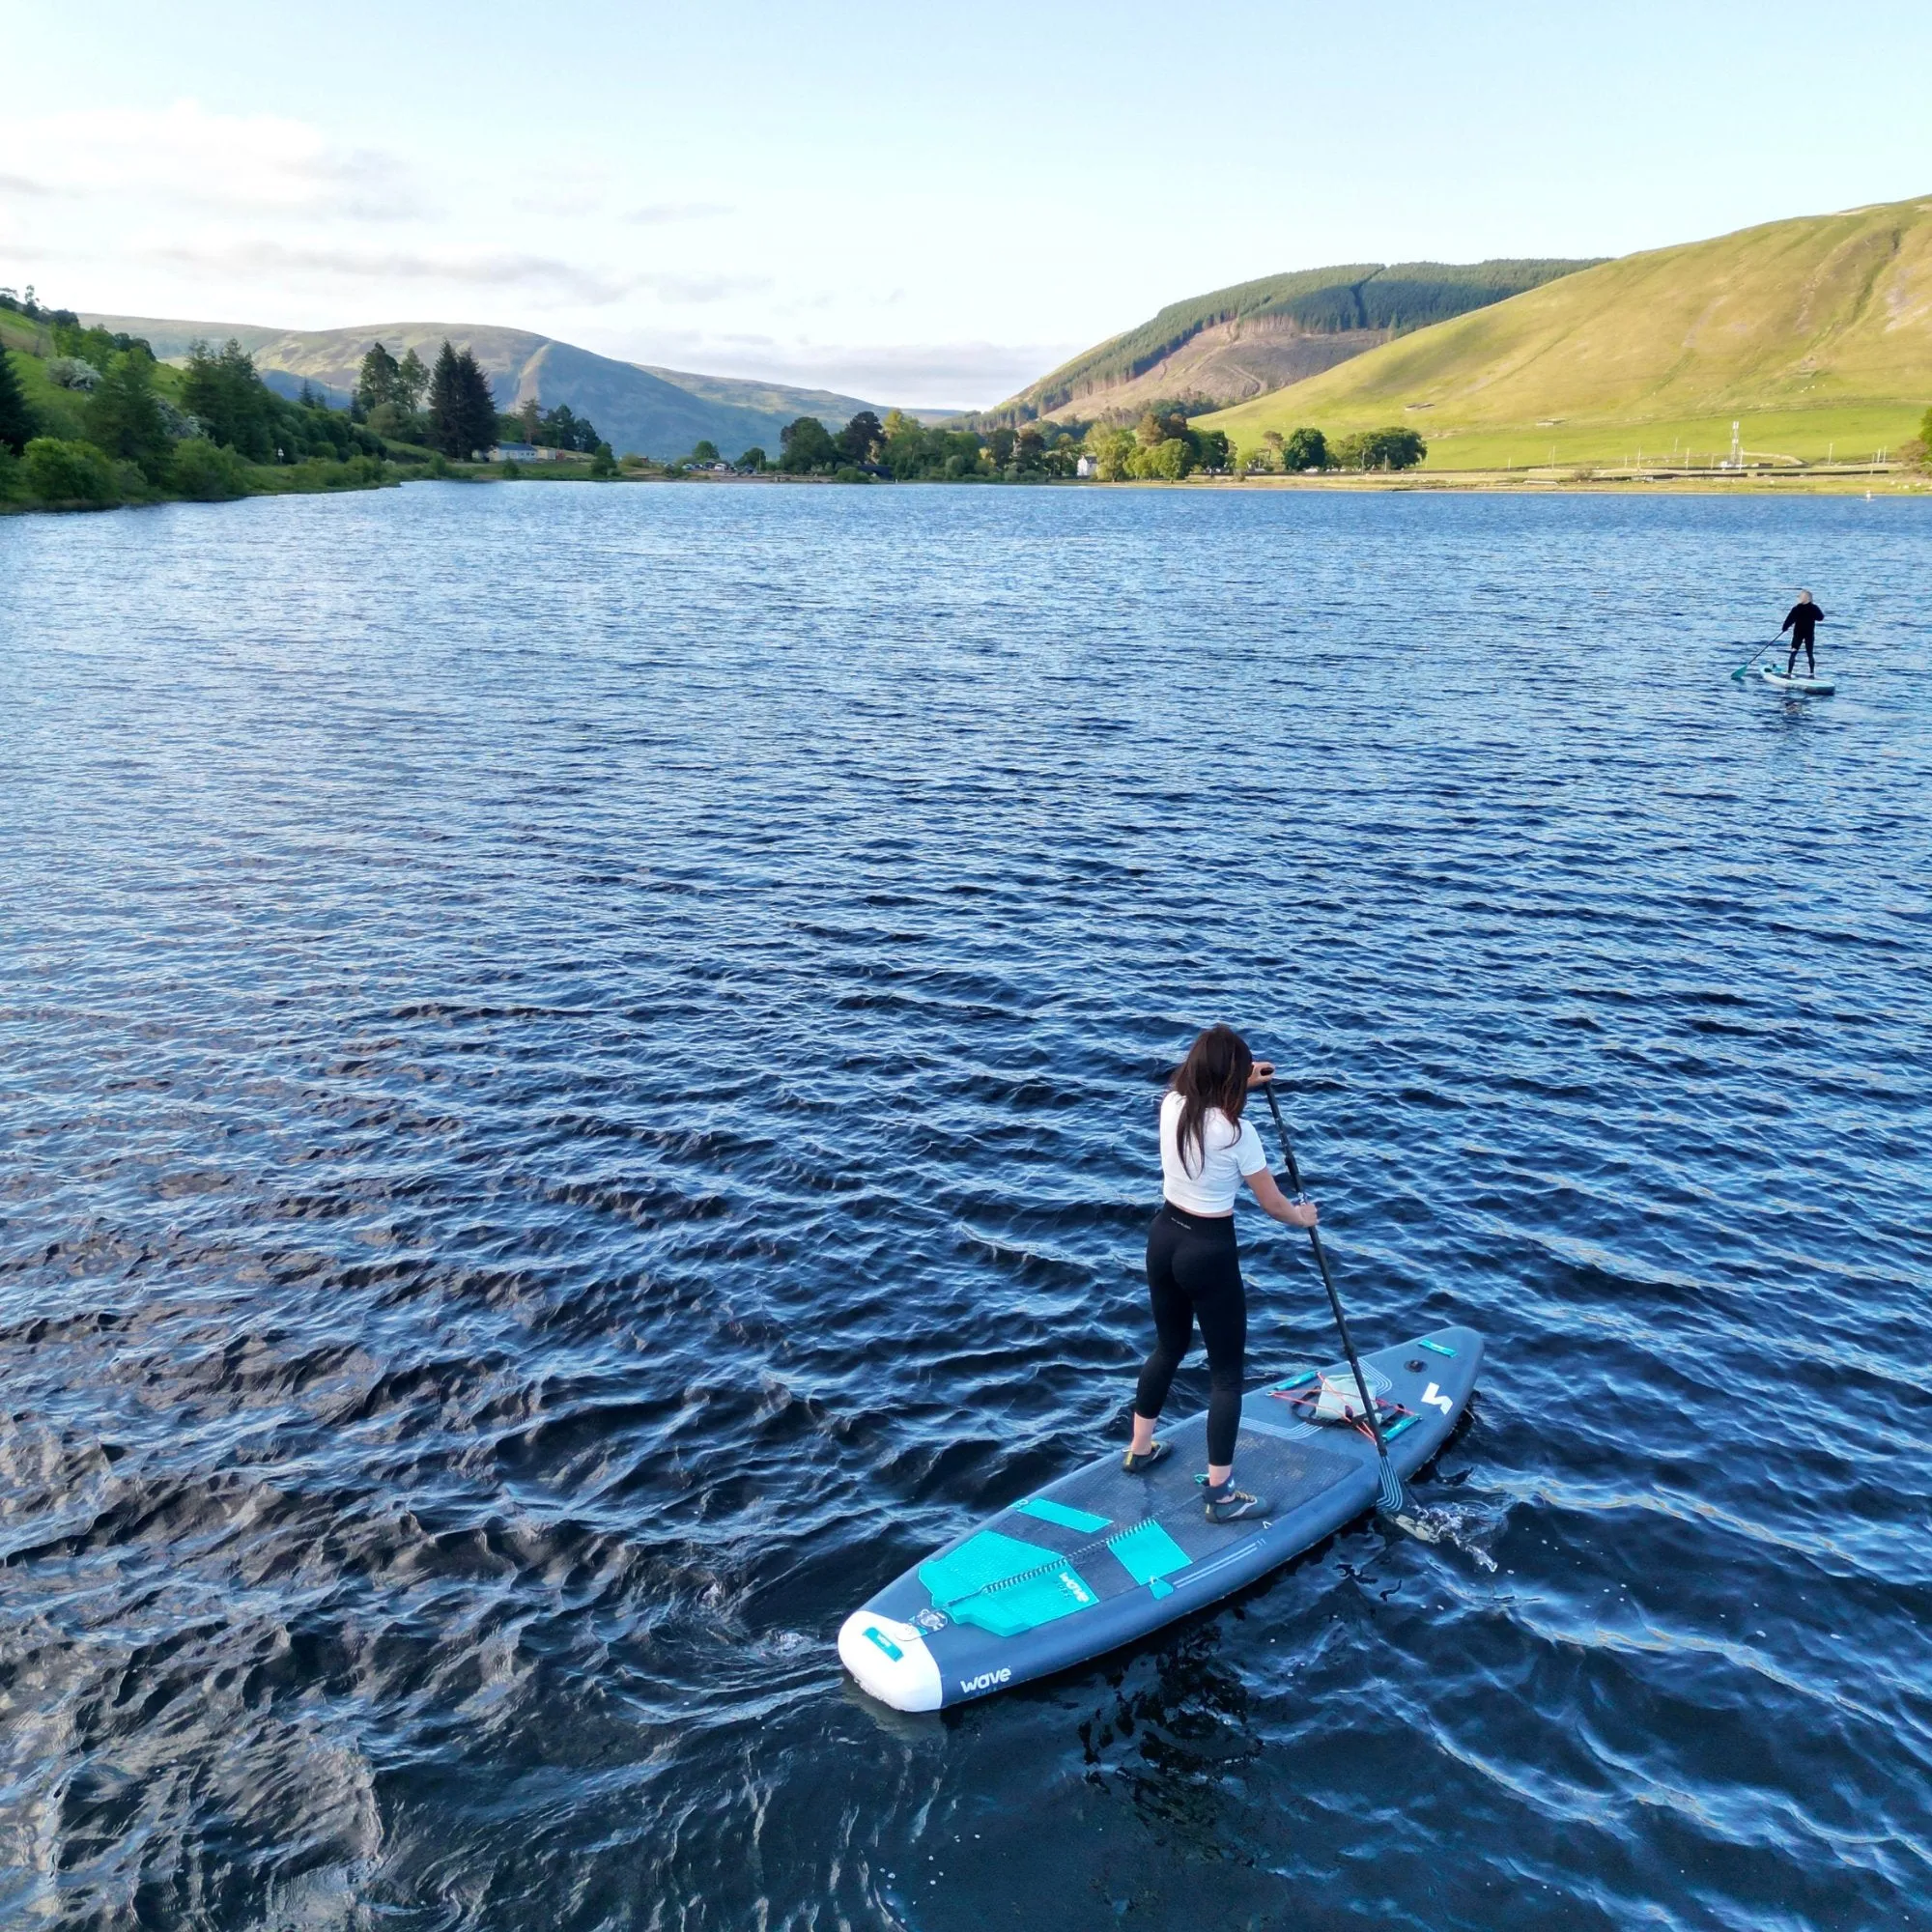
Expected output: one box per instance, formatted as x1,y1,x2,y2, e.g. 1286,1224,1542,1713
1729,639,1781,682
1258,1082,1406,1517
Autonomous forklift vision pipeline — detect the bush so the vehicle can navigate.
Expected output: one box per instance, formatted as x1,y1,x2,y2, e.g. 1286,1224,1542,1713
0,445,18,500
588,441,618,478
168,438,251,500
45,355,101,391
21,437,119,507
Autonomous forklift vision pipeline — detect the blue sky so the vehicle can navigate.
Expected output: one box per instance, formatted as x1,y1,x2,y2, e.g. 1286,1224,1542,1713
7,1,1930,407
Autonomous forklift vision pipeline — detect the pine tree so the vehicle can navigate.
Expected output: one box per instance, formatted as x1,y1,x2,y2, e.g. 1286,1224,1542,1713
426,340,465,457
85,348,171,479
396,348,429,413
455,348,498,459
0,344,36,455
354,341,400,415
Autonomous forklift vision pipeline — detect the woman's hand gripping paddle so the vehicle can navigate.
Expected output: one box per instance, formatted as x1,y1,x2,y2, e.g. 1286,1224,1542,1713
1258,1083,1406,1518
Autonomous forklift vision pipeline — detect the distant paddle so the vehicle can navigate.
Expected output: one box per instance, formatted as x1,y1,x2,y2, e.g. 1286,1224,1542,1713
1258,1083,1406,1518
1729,639,1780,681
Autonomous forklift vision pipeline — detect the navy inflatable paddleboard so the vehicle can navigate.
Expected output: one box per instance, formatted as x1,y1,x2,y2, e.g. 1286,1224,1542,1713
838,1324,1482,1711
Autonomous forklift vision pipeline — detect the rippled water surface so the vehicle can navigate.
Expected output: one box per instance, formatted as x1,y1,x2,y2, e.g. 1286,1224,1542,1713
3,482,1929,1930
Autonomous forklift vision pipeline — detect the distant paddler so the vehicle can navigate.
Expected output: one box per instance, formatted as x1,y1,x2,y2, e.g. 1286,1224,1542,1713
1779,590,1826,679
1125,1024,1319,1524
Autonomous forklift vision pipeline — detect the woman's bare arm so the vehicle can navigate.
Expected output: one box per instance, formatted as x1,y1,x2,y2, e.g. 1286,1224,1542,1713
1246,1165,1317,1229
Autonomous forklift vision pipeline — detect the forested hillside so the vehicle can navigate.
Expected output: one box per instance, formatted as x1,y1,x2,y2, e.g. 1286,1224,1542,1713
982,260,1599,425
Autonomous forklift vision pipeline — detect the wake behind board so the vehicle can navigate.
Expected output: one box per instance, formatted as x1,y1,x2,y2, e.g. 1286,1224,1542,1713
1761,666,1835,696
838,1324,1482,1711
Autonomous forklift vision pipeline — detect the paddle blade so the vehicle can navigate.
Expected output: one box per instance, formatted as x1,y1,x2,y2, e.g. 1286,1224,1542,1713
1377,1458,1406,1516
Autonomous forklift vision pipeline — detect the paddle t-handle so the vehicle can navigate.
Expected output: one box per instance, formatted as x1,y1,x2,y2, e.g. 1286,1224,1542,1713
1258,1081,1406,1517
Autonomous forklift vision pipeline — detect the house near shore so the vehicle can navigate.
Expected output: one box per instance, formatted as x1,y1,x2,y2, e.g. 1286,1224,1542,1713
488,441,574,463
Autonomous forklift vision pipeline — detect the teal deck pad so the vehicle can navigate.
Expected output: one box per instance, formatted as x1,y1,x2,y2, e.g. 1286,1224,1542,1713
1015,1496,1111,1533
1418,1339,1457,1357
948,1563,1099,1638
919,1530,1059,1608
1106,1519,1193,1587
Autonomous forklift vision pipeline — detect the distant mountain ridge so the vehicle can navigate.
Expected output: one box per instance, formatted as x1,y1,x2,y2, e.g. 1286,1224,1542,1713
983,259,1602,425
78,314,888,458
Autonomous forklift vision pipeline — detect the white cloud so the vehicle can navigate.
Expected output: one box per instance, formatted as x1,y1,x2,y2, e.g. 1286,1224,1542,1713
145,236,638,306
0,100,419,218
622,201,734,226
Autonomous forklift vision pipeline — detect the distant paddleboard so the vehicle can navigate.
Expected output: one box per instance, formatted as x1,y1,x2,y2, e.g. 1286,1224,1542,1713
1761,666,1835,696
838,1325,1482,1711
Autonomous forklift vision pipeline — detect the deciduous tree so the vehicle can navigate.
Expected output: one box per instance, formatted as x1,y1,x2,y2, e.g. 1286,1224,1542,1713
837,412,884,465
779,416,838,472
1282,427,1329,471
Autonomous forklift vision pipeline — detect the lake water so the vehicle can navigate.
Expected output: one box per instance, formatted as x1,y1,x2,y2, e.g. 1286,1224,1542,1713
2,481,1928,1931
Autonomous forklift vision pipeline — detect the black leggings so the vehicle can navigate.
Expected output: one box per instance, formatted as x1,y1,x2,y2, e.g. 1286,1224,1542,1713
1786,636,1815,675
1135,1204,1247,1467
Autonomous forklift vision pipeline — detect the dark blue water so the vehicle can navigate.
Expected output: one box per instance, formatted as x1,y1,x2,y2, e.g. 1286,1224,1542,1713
2,482,1928,1931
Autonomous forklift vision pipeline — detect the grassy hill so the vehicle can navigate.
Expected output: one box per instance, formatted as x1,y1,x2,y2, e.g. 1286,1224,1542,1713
982,260,1598,425
77,315,886,458
1203,195,1932,469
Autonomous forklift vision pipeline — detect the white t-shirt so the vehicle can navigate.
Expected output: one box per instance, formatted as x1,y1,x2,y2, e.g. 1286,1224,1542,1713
1159,1089,1267,1215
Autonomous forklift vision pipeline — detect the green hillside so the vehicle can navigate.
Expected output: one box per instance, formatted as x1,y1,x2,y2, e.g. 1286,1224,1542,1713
1203,195,1932,469
984,259,1598,424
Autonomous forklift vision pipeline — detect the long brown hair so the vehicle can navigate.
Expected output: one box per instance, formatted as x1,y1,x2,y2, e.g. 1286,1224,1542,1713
1170,1024,1253,1177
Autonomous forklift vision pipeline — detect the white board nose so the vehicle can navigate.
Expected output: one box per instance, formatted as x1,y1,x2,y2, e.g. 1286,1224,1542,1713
838,1612,944,1713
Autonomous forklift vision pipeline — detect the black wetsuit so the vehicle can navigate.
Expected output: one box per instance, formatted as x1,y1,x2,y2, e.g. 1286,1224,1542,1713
1781,600,1824,675
1137,1204,1247,1466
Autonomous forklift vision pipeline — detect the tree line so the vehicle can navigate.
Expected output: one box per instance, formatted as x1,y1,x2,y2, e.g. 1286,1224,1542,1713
3,284,1432,513
0,308,392,510
743,404,1425,481
350,339,609,465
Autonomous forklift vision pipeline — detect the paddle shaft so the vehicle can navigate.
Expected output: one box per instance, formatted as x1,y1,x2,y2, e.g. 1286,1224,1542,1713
1258,1083,1402,1498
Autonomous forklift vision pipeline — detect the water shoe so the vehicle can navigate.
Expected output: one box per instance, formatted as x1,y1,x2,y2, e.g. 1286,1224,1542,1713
1204,1481,1270,1523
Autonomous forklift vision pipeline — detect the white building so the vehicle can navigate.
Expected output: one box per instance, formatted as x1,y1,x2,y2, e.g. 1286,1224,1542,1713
1075,455,1095,478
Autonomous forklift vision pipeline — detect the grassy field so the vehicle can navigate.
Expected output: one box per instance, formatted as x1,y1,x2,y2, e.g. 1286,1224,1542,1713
1405,404,1923,472
1203,195,1932,472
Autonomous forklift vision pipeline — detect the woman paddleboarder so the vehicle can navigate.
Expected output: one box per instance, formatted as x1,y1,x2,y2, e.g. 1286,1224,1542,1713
1125,1024,1318,1522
